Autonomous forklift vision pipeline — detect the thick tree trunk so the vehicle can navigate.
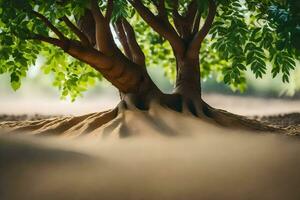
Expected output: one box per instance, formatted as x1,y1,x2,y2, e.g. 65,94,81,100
0,55,286,135
170,53,207,117
174,56,201,95
120,72,163,110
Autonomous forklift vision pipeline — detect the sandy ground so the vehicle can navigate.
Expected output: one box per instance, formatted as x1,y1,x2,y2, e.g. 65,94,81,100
0,94,300,200
1,93,300,116
1,116,300,200
1,93,300,130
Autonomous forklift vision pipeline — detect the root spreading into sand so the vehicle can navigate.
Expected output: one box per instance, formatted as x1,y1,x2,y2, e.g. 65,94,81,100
1,103,298,136
0,105,300,200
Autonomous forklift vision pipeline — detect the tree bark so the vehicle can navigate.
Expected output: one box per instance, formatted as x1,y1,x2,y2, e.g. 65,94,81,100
174,56,201,96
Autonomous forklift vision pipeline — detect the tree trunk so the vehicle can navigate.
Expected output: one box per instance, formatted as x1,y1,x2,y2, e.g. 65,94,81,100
0,55,286,135
170,53,206,117
119,71,163,110
174,56,201,96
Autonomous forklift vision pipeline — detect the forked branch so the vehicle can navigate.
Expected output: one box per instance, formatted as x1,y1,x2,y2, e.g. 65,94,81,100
171,0,199,40
192,11,201,34
173,0,199,40
77,9,97,46
30,34,113,69
30,35,67,49
186,0,198,33
31,34,142,92
114,20,133,60
171,0,183,37
114,18,145,66
31,10,66,40
121,19,145,66
129,0,184,54
90,0,116,53
26,3,148,94
60,16,90,46
187,0,217,58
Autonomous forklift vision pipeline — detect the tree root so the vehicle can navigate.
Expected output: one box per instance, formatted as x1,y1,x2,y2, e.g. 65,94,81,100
201,100,300,135
0,98,297,137
0,109,118,137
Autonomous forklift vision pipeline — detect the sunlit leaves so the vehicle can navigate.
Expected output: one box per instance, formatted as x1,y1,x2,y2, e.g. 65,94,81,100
41,46,101,101
131,15,176,80
0,0,299,99
272,51,296,82
111,0,134,22
0,0,96,97
10,72,21,91
210,1,249,89
209,0,298,91
244,42,267,78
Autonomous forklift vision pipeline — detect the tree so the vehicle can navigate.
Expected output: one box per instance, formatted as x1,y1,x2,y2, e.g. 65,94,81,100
0,0,299,134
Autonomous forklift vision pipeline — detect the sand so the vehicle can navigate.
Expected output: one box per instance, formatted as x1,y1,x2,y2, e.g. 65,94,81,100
0,104,300,200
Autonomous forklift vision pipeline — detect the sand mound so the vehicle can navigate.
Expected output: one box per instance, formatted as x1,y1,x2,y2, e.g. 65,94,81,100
0,105,300,200
0,104,228,137
2,103,298,136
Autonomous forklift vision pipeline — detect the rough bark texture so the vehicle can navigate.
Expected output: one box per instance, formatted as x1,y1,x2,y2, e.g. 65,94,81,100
175,57,201,94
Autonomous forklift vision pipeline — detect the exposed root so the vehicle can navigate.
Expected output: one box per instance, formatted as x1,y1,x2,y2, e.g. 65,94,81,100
201,100,297,135
160,93,295,135
0,98,297,137
161,94,289,134
0,109,118,137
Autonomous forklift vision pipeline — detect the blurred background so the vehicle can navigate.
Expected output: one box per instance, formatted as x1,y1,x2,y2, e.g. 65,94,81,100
1,63,300,117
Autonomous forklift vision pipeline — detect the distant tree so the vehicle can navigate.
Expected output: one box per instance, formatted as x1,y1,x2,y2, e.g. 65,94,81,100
0,0,299,130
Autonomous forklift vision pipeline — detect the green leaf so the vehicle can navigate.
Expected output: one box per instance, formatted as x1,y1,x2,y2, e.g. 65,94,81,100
10,72,21,91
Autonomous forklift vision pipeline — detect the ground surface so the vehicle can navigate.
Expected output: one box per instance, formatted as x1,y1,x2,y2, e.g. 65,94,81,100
0,94,300,200
1,93,300,116
1,93,300,132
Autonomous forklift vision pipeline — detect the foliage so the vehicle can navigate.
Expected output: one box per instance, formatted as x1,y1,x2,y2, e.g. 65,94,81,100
0,0,299,99
204,0,299,90
130,15,176,80
0,0,100,100
40,45,101,101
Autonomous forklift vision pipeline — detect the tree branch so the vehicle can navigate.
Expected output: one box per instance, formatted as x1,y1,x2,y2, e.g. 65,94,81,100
60,16,90,46
31,33,143,93
187,0,217,58
192,11,201,34
185,0,198,33
121,18,145,66
90,0,117,53
129,0,184,54
105,0,114,19
77,9,96,46
29,34,67,49
172,13,183,38
171,0,197,40
27,9,148,93
31,11,65,40
155,0,167,20
28,35,110,67
90,0,105,21
171,0,189,39
114,20,133,60
171,0,180,27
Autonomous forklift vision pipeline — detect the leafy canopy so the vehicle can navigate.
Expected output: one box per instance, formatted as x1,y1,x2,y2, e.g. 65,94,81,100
0,0,299,99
